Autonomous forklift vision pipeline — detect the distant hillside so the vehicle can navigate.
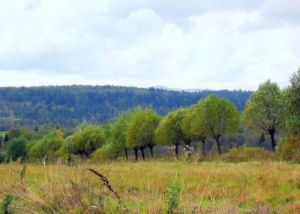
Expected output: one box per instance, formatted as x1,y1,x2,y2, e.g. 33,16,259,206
0,85,251,130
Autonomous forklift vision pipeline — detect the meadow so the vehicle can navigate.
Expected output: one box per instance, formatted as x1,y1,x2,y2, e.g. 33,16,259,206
0,160,299,214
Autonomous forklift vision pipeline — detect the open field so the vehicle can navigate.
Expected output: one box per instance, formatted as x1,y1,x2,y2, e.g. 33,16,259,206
0,161,299,214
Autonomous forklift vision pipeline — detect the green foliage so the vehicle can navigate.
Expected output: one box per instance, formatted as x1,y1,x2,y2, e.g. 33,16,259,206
284,69,300,135
1,195,13,214
0,136,3,148
107,111,134,158
0,154,5,163
92,111,132,161
63,124,105,157
7,137,28,161
19,164,27,180
4,134,8,142
19,128,35,141
92,142,122,161
0,86,251,130
243,80,284,136
156,109,190,146
195,95,239,154
126,107,160,149
29,131,63,161
6,129,21,141
164,178,181,214
243,80,285,152
184,102,208,141
277,135,300,162
201,95,239,138
220,147,274,162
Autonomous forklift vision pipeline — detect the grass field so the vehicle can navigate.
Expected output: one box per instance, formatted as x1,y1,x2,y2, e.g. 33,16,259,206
0,161,299,213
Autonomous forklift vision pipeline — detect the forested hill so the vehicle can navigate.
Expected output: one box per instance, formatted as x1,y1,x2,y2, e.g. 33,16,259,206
0,85,251,130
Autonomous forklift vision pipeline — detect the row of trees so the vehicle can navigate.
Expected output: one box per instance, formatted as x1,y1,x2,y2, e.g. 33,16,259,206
98,95,238,160
97,70,299,161
95,70,300,161
0,70,299,162
1,95,239,162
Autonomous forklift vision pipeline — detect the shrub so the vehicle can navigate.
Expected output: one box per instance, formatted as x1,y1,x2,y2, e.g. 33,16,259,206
277,135,300,162
0,154,6,163
1,195,13,214
29,132,63,161
164,178,181,214
92,138,127,161
7,137,28,161
63,125,105,157
220,147,273,162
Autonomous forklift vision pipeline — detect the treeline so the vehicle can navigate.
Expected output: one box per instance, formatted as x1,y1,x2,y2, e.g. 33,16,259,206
0,86,251,130
0,70,299,163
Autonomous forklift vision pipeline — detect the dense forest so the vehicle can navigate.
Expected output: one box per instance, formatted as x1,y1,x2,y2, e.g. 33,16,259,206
0,86,251,130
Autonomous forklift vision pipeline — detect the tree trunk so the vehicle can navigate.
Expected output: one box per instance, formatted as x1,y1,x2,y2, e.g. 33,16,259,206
140,147,145,160
149,144,154,158
124,148,128,160
134,148,138,161
270,131,276,152
201,139,206,157
215,137,221,155
175,144,179,160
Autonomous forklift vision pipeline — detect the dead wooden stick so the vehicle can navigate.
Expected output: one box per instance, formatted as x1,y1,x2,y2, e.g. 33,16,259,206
87,168,120,200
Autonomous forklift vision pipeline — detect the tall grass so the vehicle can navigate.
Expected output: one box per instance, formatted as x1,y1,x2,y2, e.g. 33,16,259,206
0,161,299,213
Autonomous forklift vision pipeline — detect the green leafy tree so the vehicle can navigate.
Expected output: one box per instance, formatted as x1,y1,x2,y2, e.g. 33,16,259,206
19,128,36,141
7,129,21,141
126,107,160,160
243,80,284,151
29,131,63,161
7,137,28,161
156,109,191,159
63,124,105,157
285,69,300,135
92,142,123,161
200,95,239,155
108,111,134,159
183,103,209,157
93,111,134,161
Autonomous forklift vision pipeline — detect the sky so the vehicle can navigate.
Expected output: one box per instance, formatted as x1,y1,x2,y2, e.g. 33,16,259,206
0,0,299,90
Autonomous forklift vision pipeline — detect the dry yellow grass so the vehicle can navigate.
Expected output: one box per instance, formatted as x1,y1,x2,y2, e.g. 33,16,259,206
0,161,299,213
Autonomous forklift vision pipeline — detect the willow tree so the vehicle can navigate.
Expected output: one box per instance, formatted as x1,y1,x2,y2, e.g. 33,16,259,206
108,110,134,159
285,69,300,135
126,107,160,160
63,124,105,157
200,95,239,155
243,80,284,151
182,102,209,157
156,108,191,159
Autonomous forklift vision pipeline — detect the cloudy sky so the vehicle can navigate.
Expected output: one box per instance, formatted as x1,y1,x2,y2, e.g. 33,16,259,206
0,0,299,90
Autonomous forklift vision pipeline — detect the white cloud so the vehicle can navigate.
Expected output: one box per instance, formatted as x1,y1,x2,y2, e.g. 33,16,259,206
0,0,299,90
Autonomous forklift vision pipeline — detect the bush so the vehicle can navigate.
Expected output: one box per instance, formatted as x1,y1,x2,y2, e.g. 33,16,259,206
29,132,63,161
220,147,274,162
92,142,122,161
63,125,105,157
277,135,300,162
164,178,181,214
0,154,5,163
7,137,28,161
1,195,13,214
